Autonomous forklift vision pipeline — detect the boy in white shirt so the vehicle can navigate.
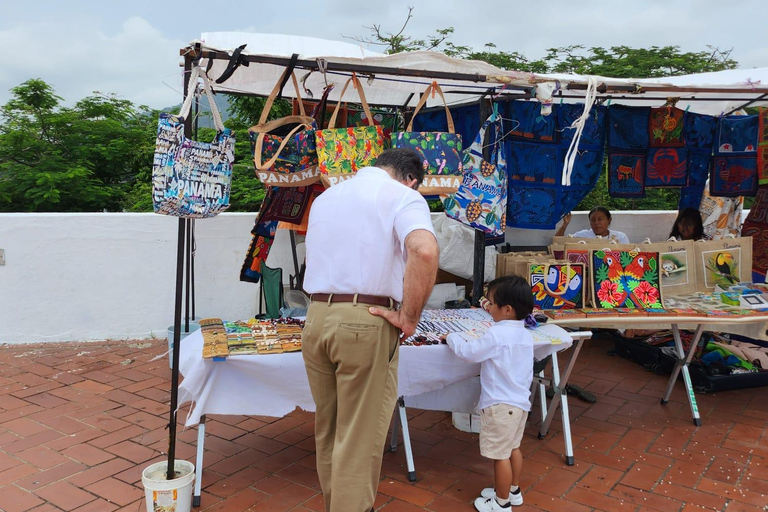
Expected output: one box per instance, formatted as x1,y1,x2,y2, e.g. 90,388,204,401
446,275,535,510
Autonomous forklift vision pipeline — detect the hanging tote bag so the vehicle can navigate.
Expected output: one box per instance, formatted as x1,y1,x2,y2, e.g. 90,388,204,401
152,67,234,218
634,239,698,296
315,74,385,187
443,113,507,236
249,69,320,187
392,81,463,195
590,249,664,309
691,236,753,291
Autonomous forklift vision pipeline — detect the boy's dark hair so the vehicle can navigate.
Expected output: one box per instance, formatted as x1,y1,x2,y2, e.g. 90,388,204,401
487,275,534,320
374,148,425,182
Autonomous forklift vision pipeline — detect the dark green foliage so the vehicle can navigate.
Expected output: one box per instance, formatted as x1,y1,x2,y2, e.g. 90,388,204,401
0,79,157,211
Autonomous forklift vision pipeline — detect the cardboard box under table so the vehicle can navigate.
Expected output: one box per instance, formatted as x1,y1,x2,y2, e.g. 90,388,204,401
178,317,588,502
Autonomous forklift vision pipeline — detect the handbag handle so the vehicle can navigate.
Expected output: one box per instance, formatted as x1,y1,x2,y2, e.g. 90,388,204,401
253,122,313,170
178,67,226,132
542,262,571,296
406,81,456,133
259,68,306,125
328,74,374,129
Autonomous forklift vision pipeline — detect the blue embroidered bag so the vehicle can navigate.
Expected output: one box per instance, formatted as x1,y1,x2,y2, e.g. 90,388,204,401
392,82,463,195
443,113,507,236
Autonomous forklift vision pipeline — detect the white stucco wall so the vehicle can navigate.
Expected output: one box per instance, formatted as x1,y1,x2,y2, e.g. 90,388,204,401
0,213,301,344
0,210,742,344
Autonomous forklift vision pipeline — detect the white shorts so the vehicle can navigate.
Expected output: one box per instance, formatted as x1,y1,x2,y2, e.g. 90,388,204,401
479,403,528,460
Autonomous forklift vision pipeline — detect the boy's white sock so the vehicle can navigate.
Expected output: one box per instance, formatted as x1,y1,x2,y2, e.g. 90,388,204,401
510,485,520,494
496,496,511,506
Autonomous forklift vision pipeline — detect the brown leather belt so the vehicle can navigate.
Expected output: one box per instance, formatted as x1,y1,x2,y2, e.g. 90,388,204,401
310,293,399,309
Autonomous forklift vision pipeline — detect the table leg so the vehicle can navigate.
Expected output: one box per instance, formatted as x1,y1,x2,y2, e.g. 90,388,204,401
537,370,548,424
531,369,549,424
397,397,417,482
660,324,704,426
193,414,206,507
539,337,587,466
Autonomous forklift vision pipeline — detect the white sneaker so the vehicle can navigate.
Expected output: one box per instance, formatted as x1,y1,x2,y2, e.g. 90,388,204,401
479,487,524,506
474,496,510,511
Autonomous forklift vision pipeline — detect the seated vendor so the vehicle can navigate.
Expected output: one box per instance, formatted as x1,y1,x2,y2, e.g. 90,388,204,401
555,207,630,244
668,207,707,241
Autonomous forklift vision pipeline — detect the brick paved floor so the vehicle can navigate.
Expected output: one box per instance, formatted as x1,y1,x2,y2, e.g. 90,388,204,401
0,334,767,511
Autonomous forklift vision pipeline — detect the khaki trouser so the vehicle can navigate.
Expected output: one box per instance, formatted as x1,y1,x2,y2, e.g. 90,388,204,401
302,299,400,512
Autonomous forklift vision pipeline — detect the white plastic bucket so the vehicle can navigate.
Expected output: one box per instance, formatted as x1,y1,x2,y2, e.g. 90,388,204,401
142,460,195,512
166,321,200,369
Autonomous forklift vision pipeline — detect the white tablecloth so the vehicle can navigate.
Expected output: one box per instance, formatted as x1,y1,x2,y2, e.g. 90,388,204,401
178,323,573,426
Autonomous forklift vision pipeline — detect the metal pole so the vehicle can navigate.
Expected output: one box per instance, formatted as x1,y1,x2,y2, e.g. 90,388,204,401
472,230,485,306
191,220,196,320
185,218,191,331
191,95,199,321
167,56,193,481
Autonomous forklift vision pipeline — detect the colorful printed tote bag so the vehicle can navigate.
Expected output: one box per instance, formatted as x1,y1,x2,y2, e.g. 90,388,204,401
443,113,507,236
315,74,385,186
392,81,463,195
152,66,234,218
590,249,663,308
692,237,753,291
528,262,585,310
240,219,278,284
249,69,319,187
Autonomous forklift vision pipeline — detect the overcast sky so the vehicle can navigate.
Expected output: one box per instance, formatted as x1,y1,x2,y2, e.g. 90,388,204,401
1,0,766,109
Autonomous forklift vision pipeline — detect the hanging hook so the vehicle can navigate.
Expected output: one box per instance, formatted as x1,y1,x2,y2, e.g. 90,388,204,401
316,58,329,88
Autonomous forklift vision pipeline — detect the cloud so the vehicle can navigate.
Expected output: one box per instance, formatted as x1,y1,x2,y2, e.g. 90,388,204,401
0,16,184,109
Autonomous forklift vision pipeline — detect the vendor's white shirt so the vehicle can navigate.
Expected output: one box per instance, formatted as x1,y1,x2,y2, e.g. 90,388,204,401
572,228,630,244
303,167,435,302
446,320,533,412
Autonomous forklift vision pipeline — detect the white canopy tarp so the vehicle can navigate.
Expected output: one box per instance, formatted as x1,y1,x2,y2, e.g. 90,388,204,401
192,32,768,115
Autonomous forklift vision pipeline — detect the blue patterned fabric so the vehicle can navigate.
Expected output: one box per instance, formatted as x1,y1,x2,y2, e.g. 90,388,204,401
711,156,758,196
688,150,711,186
505,101,606,229
507,184,559,228
508,100,557,142
568,148,604,188
508,142,559,183
559,104,607,146
646,148,688,187
608,153,645,198
685,112,718,149
679,185,705,210
608,106,651,149
717,115,759,154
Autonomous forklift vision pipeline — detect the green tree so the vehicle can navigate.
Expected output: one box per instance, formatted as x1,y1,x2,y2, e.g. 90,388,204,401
543,45,737,77
0,79,157,212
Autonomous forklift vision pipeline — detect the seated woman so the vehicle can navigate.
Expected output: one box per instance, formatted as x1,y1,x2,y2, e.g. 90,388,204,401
668,207,707,241
555,207,630,244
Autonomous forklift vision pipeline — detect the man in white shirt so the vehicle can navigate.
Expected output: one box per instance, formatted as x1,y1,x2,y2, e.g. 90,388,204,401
302,149,439,512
